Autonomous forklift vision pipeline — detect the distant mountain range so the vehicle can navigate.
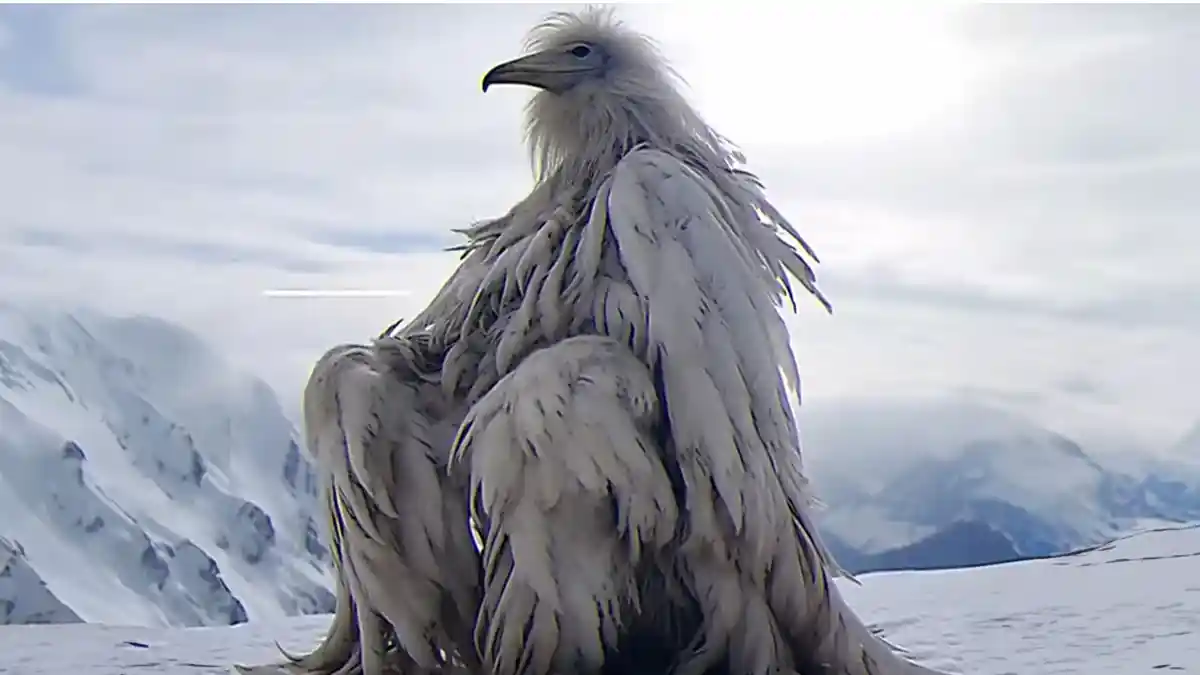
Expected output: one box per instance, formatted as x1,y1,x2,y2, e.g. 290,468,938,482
823,520,1025,574
1,302,1198,624
804,397,1200,574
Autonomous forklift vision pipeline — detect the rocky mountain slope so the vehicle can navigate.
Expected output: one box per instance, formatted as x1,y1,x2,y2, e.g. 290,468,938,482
0,537,81,625
0,303,333,627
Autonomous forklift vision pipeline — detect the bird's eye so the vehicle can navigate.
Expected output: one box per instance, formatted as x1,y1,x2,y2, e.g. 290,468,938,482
570,45,592,59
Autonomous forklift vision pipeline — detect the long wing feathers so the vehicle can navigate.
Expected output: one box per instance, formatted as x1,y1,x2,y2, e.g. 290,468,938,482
602,147,937,675
607,149,808,546
295,341,480,675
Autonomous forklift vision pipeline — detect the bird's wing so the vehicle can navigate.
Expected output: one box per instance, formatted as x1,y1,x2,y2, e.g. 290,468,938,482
601,147,939,675
290,338,480,675
603,146,831,564
450,335,680,675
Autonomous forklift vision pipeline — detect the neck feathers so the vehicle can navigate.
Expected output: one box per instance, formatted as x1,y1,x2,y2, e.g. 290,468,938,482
523,81,741,188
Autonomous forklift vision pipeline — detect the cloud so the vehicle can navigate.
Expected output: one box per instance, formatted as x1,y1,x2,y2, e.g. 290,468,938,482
2,4,1197,452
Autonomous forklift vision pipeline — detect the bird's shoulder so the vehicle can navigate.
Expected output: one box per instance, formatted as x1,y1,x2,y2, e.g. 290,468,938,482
607,145,739,210
610,145,706,181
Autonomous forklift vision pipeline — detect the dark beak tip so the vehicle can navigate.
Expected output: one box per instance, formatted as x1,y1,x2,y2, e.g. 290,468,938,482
481,64,506,93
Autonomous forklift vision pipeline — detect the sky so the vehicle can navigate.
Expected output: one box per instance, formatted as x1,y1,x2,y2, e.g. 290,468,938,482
1,3,1198,454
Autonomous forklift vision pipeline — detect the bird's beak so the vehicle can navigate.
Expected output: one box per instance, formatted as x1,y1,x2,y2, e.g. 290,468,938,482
481,48,589,94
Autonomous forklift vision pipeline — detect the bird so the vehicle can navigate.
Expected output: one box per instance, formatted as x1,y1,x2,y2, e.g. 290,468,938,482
258,7,954,675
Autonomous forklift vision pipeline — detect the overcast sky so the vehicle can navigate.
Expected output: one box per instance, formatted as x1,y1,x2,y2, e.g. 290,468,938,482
2,4,1198,453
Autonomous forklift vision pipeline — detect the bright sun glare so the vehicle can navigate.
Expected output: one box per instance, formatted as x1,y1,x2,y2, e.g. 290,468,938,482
642,5,983,146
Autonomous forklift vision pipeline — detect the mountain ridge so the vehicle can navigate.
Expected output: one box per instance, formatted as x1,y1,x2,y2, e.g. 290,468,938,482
0,303,333,628
806,396,1200,570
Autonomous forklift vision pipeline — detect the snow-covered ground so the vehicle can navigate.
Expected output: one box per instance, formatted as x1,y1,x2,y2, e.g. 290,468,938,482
1,524,1196,674
841,524,1200,674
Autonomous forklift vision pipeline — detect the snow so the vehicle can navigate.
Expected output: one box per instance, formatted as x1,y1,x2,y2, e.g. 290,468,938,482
841,524,1200,674
0,538,81,625
803,395,1200,557
1,523,1196,674
0,303,333,628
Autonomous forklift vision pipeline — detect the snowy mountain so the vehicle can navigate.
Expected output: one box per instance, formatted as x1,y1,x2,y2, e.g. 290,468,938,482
0,303,333,628
0,537,81,625
2,523,1196,674
805,397,1200,571
823,520,1024,575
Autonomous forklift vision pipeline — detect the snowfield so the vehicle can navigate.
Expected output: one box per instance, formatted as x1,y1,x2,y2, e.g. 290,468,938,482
840,524,1200,674
1,524,1196,675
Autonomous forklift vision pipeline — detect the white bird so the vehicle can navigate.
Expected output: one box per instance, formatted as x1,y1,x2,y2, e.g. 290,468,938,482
261,8,954,675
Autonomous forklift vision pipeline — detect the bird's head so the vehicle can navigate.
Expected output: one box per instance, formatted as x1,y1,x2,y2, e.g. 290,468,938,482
482,7,732,180
481,7,657,97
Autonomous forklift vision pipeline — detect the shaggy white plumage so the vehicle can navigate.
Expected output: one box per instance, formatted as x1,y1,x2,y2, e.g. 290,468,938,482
252,8,953,675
